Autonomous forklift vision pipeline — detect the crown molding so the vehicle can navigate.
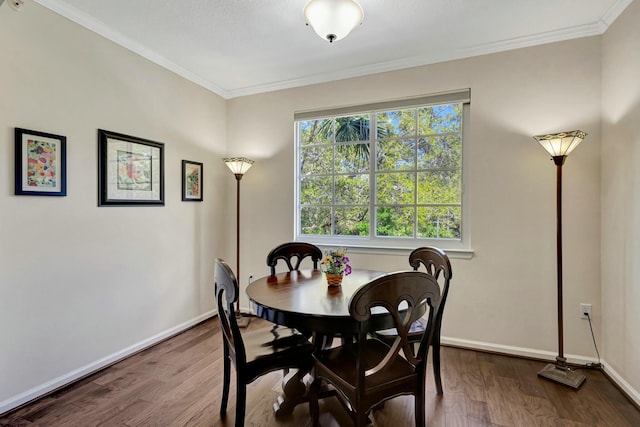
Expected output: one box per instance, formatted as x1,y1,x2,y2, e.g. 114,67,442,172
35,0,631,100
225,16,618,98
33,0,231,98
601,0,633,26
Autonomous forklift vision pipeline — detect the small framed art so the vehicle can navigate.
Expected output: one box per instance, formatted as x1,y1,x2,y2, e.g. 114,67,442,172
182,160,203,202
98,129,164,206
15,128,67,196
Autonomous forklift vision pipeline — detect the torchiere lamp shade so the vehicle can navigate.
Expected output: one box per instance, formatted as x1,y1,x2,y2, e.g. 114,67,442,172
223,157,254,177
533,130,587,158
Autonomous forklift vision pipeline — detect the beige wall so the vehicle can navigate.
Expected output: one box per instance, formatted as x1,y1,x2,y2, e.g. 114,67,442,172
0,3,229,411
602,0,640,400
228,38,602,362
2,0,639,415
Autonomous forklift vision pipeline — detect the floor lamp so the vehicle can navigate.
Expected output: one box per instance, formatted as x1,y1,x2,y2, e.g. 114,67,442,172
223,157,254,328
533,130,587,389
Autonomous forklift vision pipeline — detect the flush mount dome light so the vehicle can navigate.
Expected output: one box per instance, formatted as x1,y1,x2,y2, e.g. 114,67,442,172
304,0,364,43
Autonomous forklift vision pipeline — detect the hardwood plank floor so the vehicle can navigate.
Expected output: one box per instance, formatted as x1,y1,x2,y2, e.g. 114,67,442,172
1,317,638,427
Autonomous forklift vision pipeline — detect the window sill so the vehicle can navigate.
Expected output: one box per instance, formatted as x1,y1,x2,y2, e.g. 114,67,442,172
312,242,474,260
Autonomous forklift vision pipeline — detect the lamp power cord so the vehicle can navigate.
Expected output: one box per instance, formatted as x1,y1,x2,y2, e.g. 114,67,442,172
580,312,602,370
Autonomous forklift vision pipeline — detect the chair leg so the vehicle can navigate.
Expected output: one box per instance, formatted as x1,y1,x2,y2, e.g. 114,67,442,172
235,380,247,427
309,378,321,427
415,371,427,427
415,393,426,427
220,350,230,417
432,340,443,395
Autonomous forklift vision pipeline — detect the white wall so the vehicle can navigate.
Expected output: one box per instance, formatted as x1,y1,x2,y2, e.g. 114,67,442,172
0,3,229,411
602,0,640,400
228,37,603,363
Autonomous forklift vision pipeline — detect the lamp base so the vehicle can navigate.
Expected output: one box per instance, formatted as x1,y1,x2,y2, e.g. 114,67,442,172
236,313,251,328
538,362,586,389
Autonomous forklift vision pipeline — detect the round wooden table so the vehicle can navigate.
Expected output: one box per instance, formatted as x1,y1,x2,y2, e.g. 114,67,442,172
246,268,388,416
246,268,388,335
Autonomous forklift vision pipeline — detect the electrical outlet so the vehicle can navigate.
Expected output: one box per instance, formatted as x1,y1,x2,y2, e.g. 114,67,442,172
580,303,592,319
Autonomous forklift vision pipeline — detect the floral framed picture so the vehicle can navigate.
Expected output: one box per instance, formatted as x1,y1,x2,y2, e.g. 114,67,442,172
98,129,164,206
15,128,67,196
182,160,203,202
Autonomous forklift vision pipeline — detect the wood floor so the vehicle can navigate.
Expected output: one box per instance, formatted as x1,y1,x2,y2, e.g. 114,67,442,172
1,317,639,427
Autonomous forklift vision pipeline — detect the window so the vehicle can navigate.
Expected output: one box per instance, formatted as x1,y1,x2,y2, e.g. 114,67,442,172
295,90,470,251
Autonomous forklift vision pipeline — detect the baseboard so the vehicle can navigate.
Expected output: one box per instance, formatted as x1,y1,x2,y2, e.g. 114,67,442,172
0,310,216,416
442,336,640,407
601,361,640,408
441,336,598,365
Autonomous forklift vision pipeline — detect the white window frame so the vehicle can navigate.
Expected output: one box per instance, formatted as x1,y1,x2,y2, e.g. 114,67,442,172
294,90,472,258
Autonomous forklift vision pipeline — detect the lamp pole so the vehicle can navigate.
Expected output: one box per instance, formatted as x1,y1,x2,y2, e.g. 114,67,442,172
223,157,254,328
235,173,242,314
554,155,566,366
533,130,586,389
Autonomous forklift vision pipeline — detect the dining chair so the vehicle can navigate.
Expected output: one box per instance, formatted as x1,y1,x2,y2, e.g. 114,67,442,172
374,246,452,395
265,242,324,365
308,270,442,427
266,242,323,276
215,258,314,427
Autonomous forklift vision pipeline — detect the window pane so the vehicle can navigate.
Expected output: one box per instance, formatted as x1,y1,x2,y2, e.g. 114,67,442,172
417,171,461,204
335,143,370,173
417,206,461,239
335,115,370,142
376,206,415,237
418,103,462,134
300,206,332,235
335,206,369,236
299,119,333,145
417,135,461,169
301,146,333,175
376,172,415,205
300,176,332,205
377,110,416,138
296,99,465,245
377,138,415,171
335,174,369,205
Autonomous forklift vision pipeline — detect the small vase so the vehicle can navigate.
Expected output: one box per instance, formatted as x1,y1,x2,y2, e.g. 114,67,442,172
325,273,343,287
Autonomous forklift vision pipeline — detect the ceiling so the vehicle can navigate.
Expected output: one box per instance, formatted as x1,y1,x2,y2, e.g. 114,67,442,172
32,0,631,99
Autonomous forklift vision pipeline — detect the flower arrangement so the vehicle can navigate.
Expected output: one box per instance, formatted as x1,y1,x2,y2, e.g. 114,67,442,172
320,248,352,276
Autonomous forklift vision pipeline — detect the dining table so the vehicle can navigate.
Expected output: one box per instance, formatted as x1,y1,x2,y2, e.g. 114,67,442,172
246,268,394,416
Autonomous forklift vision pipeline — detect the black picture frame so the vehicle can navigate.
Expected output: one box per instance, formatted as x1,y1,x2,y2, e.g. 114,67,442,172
98,129,164,206
182,160,203,202
15,128,67,196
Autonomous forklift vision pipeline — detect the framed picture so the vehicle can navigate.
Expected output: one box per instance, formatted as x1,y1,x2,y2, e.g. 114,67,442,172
15,128,67,196
182,160,203,202
98,129,164,206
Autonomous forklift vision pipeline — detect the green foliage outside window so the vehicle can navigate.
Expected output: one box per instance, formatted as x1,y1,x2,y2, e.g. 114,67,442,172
297,102,463,241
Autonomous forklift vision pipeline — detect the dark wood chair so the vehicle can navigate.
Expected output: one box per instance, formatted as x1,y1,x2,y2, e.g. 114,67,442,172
308,270,442,427
374,246,452,395
215,258,314,427
265,242,324,367
266,242,322,276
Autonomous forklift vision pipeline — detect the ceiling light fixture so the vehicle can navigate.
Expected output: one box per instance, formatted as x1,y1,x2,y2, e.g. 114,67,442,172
304,0,364,43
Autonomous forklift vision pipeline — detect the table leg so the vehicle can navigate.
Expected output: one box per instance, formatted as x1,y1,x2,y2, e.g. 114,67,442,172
273,368,312,416
272,333,337,417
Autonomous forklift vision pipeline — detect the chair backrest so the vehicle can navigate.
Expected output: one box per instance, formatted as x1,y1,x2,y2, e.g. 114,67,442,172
349,271,442,373
266,242,323,276
214,258,246,365
409,246,452,328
